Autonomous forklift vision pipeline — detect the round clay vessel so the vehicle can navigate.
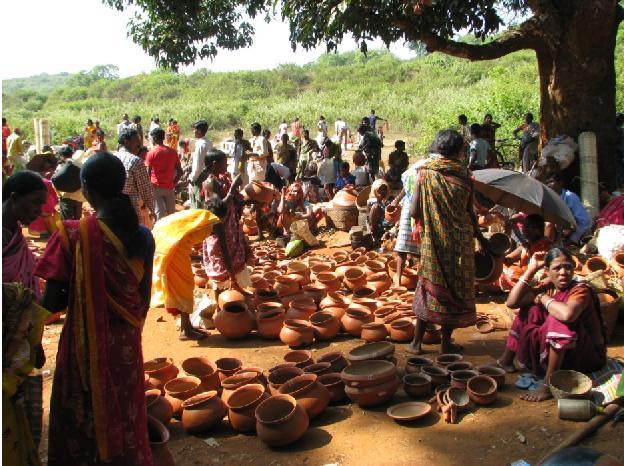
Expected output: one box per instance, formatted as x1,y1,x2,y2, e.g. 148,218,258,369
344,267,367,291
144,357,179,393
443,387,470,411
446,361,474,373
344,375,400,407
310,311,341,340
450,370,479,390
280,319,314,347
278,373,331,419
318,372,346,403
352,286,378,299
255,394,309,447
221,371,261,403
389,319,414,342
303,284,327,304
267,366,304,395
255,288,281,307
475,251,504,284
163,376,202,417
475,365,506,389
275,276,300,297
467,375,498,405
422,324,442,344
582,256,609,275
341,308,374,337
215,357,243,381
361,322,389,342
403,373,432,398
405,357,433,374
347,341,395,362
351,298,378,312
399,268,418,289
146,389,174,426
317,351,349,373
214,302,255,339
181,390,227,433
256,308,285,339
341,359,398,388
284,349,314,368
244,181,278,203
217,289,246,310
226,383,270,433
316,272,341,292
251,274,271,291
435,353,463,367
147,415,175,466
421,366,449,387
303,362,333,377
367,272,392,295
182,357,221,392
320,292,351,310
286,298,317,321
287,261,310,278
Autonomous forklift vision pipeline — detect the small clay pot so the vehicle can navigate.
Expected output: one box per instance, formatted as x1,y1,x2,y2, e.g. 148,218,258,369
145,358,179,394
352,286,378,299
324,306,347,320
146,389,174,426
582,256,610,275
405,357,433,374
287,261,310,278
389,319,414,342
226,383,270,433
446,361,473,373
181,391,227,433
320,292,351,310
317,351,349,373
284,349,314,368
475,365,506,389
286,298,317,321
422,324,442,344
163,376,202,417
303,284,328,304
147,415,175,466
267,366,304,395
255,289,281,307
182,357,221,392
422,366,449,387
450,370,479,390
215,357,243,382
316,272,341,292
217,289,246,310
280,319,314,347
318,372,346,403
435,353,463,367
344,375,401,407
351,298,378,312
467,375,498,405
403,373,432,398
310,263,333,279
255,394,310,447
341,308,374,337
310,311,341,340
443,387,470,411
384,205,401,223
214,302,255,339
256,308,285,340
367,272,392,295
399,268,418,289
275,276,300,297
278,373,331,419
221,371,261,403
361,322,389,342
303,362,333,377
344,267,367,291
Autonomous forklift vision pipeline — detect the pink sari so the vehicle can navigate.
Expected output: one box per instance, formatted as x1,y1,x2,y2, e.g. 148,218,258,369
2,226,40,297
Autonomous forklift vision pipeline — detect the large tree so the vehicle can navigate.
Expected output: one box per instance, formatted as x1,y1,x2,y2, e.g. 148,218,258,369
105,0,623,187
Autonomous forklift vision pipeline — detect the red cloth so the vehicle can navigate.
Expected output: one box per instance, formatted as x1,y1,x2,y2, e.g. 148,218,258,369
2,226,40,297
145,144,179,189
35,218,153,465
2,124,10,155
28,177,58,233
595,195,624,228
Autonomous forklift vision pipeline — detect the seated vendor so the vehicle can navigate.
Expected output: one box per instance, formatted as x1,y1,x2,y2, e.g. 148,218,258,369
277,182,324,236
367,179,391,247
335,161,356,191
498,247,606,402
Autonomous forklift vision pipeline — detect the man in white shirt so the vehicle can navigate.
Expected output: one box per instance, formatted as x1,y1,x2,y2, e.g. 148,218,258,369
316,116,328,146
335,117,348,151
248,122,269,182
189,120,213,208
278,120,288,137
117,113,132,136
149,117,161,134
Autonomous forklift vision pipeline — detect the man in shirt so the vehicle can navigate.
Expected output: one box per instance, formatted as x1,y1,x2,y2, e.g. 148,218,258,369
513,112,540,173
357,124,382,181
335,117,348,151
145,127,182,220
335,162,356,190
117,113,132,136
368,110,384,131
131,115,144,146
6,127,25,172
458,114,472,145
116,128,155,224
547,172,592,244
248,122,270,182
468,123,492,170
230,128,251,184
189,120,213,208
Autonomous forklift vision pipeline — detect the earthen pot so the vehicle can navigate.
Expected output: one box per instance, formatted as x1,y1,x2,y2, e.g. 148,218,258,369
147,415,175,466
217,289,246,310
284,349,314,368
214,302,255,339
226,383,270,433
399,268,418,289
324,306,347,320
303,283,328,304
251,274,271,291
317,351,349,373
341,308,374,337
475,251,504,284
182,357,221,392
450,370,478,390
467,375,498,405
255,288,281,307
344,375,401,407
421,366,449,387
352,286,378,299
582,256,610,275
443,387,471,412
344,267,367,291
405,356,433,374
146,389,174,426
367,272,392,295
403,373,433,398
351,298,378,312
255,394,310,447
341,359,398,388
256,308,285,339
285,272,310,287
278,373,331,419
287,261,310,277
316,272,341,292
275,276,300,297
389,319,414,342
335,262,357,279
435,353,463,367
333,186,358,207
422,324,442,344
163,376,202,417
347,341,395,363
181,391,228,433
286,297,317,321
310,263,333,279
364,260,386,277
242,219,259,236
374,306,397,324
332,251,349,263
310,311,341,340
221,371,262,403
361,322,389,342
384,205,401,223
446,361,473,373
267,366,304,395
475,365,506,389
257,301,285,315
215,357,243,381
144,358,179,394
244,181,278,203
320,292,351,310
318,372,346,403
280,319,314,347
303,362,333,377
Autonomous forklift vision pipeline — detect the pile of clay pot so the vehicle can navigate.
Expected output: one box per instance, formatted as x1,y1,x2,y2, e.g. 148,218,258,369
210,245,425,346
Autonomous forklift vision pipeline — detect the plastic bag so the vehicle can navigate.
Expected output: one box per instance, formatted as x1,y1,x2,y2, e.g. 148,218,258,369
285,239,305,258
595,225,624,261
290,219,319,246
540,135,577,169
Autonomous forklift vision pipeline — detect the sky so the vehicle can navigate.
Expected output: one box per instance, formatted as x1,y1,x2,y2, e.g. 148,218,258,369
1,0,417,80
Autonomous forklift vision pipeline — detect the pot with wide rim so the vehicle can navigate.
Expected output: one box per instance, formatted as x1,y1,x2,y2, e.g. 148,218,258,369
350,298,377,312
367,272,392,295
181,357,220,392
287,261,310,278
361,322,389,342
286,297,317,321
343,267,367,291
475,365,506,389
283,349,314,368
181,390,228,433
163,376,202,417
364,260,386,277
389,319,414,342
144,357,179,393
146,389,174,426
255,394,309,447
335,262,358,279
278,373,331,419
450,370,479,390
341,308,374,337
344,375,400,407
347,341,395,362
275,276,300,297
352,286,378,299
220,371,262,403
316,272,341,292
254,288,281,307
217,289,246,310
215,357,243,381
446,361,473,373
284,272,310,287
303,284,327,304
317,351,349,372
214,301,255,339
267,366,304,395
467,375,498,405
341,359,398,388
226,383,270,433
310,311,341,340
435,353,463,367
405,356,433,374
403,373,433,398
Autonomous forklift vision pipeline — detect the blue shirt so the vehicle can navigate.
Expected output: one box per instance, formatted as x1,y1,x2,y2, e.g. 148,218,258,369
335,173,356,190
561,189,592,243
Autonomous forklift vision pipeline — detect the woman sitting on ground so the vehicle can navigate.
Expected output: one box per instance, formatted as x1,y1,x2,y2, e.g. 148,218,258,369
277,182,324,236
367,178,391,247
499,247,607,402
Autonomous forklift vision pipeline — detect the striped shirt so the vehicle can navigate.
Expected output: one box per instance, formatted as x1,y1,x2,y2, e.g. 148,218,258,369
115,147,155,217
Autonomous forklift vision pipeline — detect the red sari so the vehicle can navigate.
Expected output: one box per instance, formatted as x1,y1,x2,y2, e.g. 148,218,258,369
35,216,154,465
2,226,40,297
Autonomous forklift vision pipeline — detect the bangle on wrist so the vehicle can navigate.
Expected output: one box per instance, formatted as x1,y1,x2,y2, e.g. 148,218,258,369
545,298,555,311
519,277,532,287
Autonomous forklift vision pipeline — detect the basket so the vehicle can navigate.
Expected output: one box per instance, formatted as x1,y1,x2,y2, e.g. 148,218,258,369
549,370,593,399
356,186,371,209
326,206,359,231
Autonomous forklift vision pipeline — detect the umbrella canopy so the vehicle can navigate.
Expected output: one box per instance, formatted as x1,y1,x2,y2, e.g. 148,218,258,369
472,169,577,228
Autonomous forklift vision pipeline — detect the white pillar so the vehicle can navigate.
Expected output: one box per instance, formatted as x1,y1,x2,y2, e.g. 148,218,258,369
578,131,599,217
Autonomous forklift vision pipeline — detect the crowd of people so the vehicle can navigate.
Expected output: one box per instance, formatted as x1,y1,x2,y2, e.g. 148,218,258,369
1,108,623,465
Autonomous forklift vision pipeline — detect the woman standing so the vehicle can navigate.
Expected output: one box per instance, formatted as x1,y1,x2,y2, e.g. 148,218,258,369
408,130,488,354
35,152,155,465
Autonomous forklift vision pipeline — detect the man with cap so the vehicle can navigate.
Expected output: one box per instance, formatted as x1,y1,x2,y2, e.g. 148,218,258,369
189,120,213,208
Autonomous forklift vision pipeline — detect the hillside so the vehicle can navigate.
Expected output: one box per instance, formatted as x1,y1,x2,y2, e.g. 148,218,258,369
3,28,623,154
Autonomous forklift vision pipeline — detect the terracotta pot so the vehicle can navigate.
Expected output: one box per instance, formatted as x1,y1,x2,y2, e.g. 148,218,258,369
214,302,255,339
367,272,392,295
333,186,358,207
316,272,341,292
384,205,401,223
320,292,351,310
255,394,310,447
422,324,442,344
450,370,478,390
217,289,246,310
215,357,243,381
163,376,202,417
244,181,278,203
242,219,258,236
275,276,300,297
341,308,374,337
310,311,341,340
280,319,314,347
317,351,349,373
147,415,175,466
181,391,228,433
399,268,418,289
182,357,221,392
582,256,610,275
486,232,513,256
221,371,262,403
344,375,400,407
475,251,504,284
257,301,285,315
475,365,506,389
405,356,433,374
318,372,346,403
361,322,389,342
284,349,314,368
287,261,310,278
285,272,310,287
144,358,179,393
403,373,432,398
389,319,414,342
341,359,398,388
374,306,396,324
303,362,333,377
256,308,285,339
226,383,270,433
303,284,328,304
347,341,395,363
350,298,378,312
364,260,386,277
446,361,473,373
344,267,367,291
324,306,347,320
435,353,463,367
254,289,281,307
267,366,304,395
467,375,498,405
335,262,357,279
251,274,271,291
421,366,449,387
146,389,174,426
352,286,378,299
286,297,317,321
278,373,331,419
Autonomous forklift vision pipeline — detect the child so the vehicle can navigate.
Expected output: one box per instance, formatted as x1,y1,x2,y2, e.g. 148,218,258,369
352,150,371,188
317,150,336,201
387,140,409,187
335,161,356,191
468,123,492,170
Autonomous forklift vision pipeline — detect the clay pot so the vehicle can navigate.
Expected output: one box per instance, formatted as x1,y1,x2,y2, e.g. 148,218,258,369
310,311,341,340
287,261,310,277
278,373,331,419
405,357,433,374
450,370,478,390
344,267,367,291
446,362,473,373
475,251,504,284
486,232,513,256
384,205,401,223
145,373,156,391
194,273,208,288
475,365,506,389
467,375,498,405
318,372,346,403
280,319,314,347
443,387,470,412
341,308,374,337
282,350,312,369
218,289,246,310
403,373,433,398
351,298,378,312
341,360,398,388
255,394,310,447
182,357,221,392
147,415,175,466
242,219,258,236
251,274,271,291
361,322,389,342
367,272,392,295
285,273,310,287
256,308,285,339
347,341,395,363
267,366,304,395
323,306,347,320
435,353,463,367
421,366,449,387
146,389,174,426
352,286,378,300
303,284,328,304
144,358,179,393
214,302,255,339
317,352,349,373
320,292,351,310
389,319,414,342
333,186,358,207
335,262,357,279
163,376,202,417
344,376,400,407
226,383,270,433
221,371,262,403
254,288,281,307
215,357,243,381
422,324,442,344
582,256,610,275
275,276,300,297
181,391,228,433
364,260,386,277
303,362,333,377
244,181,278,203
399,268,418,289
316,272,341,292
286,298,317,321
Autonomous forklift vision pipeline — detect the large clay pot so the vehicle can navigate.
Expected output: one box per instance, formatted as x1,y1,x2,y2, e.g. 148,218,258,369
367,272,392,295
215,357,243,381
333,186,358,208
146,389,174,426
182,357,221,392
278,373,331,419
221,371,262,403
226,383,270,433
286,298,317,321
214,302,255,339
255,288,281,307
163,376,202,417
284,349,314,368
341,308,374,337
341,359,398,388
256,307,285,339
275,276,300,297
344,267,367,291
255,394,310,447
267,366,304,395
475,251,504,284
361,322,389,342
280,319,314,347
303,283,328,304
147,415,175,466
317,351,349,373
244,181,278,203
318,372,347,403
399,268,418,289
389,319,415,342
310,311,341,340
320,292,351,310
145,358,179,394
217,289,246,310
486,232,512,256
316,272,341,292
181,391,228,433
344,376,400,407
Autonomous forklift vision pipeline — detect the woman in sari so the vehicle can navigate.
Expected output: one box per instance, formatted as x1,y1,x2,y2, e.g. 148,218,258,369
277,182,324,236
166,119,180,151
26,154,59,238
499,247,607,402
408,130,488,355
35,152,155,465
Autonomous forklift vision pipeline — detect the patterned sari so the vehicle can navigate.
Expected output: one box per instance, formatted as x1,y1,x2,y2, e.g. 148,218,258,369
35,216,154,465
412,157,476,328
3,225,41,297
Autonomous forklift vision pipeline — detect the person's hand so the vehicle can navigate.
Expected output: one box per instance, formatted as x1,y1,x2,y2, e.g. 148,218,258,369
526,251,546,276
534,292,545,306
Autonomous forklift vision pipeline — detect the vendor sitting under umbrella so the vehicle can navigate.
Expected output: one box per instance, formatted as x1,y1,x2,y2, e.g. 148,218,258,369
277,182,324,236
498,247,606,402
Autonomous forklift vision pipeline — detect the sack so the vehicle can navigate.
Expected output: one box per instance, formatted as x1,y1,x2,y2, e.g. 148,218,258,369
285,239,304,258
51,161,81,192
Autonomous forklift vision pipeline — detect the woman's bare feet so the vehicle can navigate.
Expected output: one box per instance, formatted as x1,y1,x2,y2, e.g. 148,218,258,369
441,342,464,354
496,348,517,373
179,314,208,341
496,359,516,373
520,383,552,402
405,342,424,355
